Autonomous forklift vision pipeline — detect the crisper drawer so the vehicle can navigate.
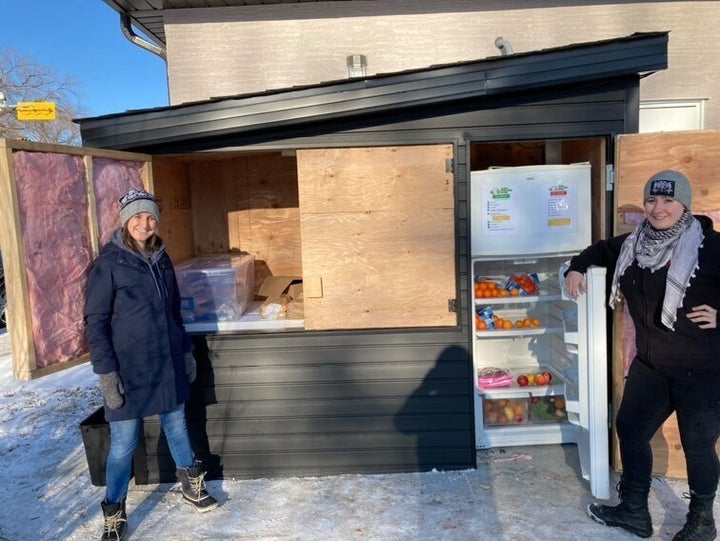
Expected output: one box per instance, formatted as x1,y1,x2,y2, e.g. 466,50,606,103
482,397,528,426
482,394,568,427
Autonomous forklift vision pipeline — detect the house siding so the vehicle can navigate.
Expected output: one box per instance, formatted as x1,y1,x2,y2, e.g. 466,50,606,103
163,1,720,128
136,77,635,483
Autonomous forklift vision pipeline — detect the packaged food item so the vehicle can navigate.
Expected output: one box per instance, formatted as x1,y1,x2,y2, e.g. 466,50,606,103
473,277,507,298
476,306,496,330
505,273,540,296
477,367,514,388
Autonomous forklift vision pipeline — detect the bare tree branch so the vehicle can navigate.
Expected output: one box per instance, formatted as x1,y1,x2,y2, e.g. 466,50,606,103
0,49,87,145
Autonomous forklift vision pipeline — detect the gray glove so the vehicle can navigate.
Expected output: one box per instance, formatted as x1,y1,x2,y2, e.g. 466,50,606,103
98,371,125,410
184,352,197,383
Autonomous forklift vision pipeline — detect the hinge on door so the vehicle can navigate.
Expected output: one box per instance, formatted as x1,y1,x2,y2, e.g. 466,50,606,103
605,164,615,191
445,158,453,173
448,299,457,313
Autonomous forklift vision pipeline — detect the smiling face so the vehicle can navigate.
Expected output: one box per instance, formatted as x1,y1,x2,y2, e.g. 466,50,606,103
126,212,158,248
644,195,685,230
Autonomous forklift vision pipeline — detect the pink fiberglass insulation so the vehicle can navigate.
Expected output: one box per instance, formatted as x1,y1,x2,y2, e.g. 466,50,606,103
13,151,92,368
92,158,145,247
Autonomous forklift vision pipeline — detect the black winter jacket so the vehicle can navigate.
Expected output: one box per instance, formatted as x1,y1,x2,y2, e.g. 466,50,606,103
568,215,720,372
84,229,192,422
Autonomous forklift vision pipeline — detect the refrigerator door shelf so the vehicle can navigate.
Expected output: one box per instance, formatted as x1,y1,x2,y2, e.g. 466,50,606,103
478,383,565,399
474,290,562,305
475,326,563,338
477,423,579,449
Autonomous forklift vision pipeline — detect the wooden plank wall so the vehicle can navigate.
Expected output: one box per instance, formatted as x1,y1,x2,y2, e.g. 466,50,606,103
614,130,720,478
159,152,302,293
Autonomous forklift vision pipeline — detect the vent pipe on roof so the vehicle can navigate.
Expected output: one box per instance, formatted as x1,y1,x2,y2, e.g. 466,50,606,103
494,37,514,56
120,13,167,61
347,54,368,78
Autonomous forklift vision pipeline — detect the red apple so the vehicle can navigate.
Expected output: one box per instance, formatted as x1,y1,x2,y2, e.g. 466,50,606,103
516,375,529,387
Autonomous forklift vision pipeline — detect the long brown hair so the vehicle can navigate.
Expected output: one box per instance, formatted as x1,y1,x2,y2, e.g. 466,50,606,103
122,226,161,253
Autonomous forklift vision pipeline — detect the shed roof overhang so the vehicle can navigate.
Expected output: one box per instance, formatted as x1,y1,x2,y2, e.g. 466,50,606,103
76,31,668,153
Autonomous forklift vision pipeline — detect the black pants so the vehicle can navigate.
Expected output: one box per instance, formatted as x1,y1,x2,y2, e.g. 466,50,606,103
616,357,720,495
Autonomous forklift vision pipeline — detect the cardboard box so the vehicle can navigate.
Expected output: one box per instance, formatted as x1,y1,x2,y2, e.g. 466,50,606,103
176,253,255,323
257,276,302,299
258,276,303,320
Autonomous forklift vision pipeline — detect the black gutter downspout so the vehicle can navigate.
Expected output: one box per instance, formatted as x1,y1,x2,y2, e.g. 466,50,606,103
120,13,167,61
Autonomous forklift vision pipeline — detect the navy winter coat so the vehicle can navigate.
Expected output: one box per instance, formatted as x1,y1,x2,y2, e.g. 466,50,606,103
84,229,192,422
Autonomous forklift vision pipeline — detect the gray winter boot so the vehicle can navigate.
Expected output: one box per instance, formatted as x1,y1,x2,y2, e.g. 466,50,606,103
100,498,127,541
586,479,653,538
176,463,219,513
672,491,717,541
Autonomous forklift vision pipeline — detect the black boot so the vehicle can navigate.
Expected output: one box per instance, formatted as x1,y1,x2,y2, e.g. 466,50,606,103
176,463,219,513
586,479,653,538
672,491,717,541
100,498,127,541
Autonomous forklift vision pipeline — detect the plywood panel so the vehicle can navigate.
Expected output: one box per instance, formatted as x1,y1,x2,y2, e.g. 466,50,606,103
614,130,720,478
152,157,194,263
297,145,456,331
299,146,453,214
186,153,302,279
616,130,720,215
243,153,301,277
189,159,245,254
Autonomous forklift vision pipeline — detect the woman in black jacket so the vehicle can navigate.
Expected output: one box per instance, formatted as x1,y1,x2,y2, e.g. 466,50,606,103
85,189,218,541
565,170,720,541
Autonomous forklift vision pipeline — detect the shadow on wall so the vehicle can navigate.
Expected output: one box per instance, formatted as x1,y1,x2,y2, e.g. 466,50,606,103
394,344,474,471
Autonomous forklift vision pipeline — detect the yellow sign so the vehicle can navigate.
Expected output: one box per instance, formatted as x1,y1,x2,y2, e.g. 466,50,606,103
16,102,56,121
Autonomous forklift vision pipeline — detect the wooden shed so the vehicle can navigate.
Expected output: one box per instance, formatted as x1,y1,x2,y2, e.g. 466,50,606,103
0,33,678,483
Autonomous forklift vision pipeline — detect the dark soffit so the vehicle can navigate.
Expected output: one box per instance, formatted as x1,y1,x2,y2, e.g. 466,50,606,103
76,31,668,152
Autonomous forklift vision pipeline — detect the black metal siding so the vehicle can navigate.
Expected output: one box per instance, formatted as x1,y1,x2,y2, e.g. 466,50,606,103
144,331,471,482
135,77,637,483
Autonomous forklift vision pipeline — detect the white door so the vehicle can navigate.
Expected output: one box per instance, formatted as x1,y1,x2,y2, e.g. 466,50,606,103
561,265,610,499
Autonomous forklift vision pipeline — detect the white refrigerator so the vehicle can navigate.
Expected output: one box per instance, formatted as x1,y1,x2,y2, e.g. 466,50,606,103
470,163,610,499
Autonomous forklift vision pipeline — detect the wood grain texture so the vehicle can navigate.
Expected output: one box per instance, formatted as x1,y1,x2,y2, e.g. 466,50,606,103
297,145,456,331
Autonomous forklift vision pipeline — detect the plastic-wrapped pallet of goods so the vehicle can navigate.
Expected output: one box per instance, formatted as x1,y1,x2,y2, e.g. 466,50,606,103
175,253,255,323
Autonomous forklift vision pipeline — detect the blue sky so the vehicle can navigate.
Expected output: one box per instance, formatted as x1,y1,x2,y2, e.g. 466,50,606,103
0,0,168,118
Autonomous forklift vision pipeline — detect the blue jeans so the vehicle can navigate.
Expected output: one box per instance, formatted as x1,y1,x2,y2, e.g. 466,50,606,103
105,404,195,503
616,357,720,495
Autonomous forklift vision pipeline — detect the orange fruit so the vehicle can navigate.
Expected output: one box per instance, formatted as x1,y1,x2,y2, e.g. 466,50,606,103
477,319,487,330
532,318,540,327
515,320,524,328
502,320,513,330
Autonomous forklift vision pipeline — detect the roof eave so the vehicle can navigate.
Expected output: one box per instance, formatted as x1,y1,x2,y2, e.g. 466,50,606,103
77,32,668,151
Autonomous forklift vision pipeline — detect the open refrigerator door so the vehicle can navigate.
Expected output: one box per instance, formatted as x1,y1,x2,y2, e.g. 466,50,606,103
560,264,610,499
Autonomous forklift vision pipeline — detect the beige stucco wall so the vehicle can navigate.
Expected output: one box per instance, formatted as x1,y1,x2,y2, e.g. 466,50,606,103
164,1,720,128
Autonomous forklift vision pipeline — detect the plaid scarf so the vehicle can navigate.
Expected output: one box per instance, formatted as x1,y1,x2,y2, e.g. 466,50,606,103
609,211,703,330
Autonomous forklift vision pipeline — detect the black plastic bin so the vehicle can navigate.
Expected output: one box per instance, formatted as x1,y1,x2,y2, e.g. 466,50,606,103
80,408,144,486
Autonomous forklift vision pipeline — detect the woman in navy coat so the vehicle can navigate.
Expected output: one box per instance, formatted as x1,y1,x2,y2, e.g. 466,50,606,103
85,189,217,541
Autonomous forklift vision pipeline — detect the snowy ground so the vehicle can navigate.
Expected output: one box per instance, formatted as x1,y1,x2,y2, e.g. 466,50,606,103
0,330,714,540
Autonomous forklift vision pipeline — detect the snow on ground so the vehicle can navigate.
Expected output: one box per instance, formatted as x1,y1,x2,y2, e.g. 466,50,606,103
0,330,712,540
